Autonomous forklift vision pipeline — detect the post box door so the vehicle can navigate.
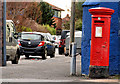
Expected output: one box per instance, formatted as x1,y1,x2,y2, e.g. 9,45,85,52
90,18,110,66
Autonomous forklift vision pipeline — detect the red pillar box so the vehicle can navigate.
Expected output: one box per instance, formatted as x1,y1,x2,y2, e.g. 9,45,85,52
89,7,114,78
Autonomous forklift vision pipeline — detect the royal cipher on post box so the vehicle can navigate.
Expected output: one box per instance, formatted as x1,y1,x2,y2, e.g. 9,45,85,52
89,7,114,78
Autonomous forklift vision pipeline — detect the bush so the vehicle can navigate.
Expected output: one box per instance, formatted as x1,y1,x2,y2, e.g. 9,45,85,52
16,26,32,32
43,25,56,35
63,21,70,30
63,19,82,31
75,19,82,31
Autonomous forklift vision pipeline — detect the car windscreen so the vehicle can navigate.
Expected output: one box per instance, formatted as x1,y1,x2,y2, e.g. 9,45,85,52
21,33,41,40
61,31,70,39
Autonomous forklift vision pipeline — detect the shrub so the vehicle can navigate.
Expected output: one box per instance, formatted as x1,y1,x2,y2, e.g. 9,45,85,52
63,19,82,31
43,25,56,35
75,19,82,31
63,21,70,30
16,26,32,32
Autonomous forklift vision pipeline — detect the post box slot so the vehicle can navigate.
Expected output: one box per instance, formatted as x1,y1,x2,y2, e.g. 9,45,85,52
94,20,104,23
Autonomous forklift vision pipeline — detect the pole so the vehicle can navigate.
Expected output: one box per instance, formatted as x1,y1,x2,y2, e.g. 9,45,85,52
2,0,6,66
70,43,77,75
70,0,75,43
70,0,76,75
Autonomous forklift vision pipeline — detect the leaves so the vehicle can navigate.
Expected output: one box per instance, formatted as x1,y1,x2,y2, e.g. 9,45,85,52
24,2,42,24
16,26,32,32
63,21,70,30
75,2,84,20
6,2,56,32
39,2,56,27
75,19,82,31
43,25,56,35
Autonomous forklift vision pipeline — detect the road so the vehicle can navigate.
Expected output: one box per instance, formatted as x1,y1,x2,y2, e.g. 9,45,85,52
1,48,119,83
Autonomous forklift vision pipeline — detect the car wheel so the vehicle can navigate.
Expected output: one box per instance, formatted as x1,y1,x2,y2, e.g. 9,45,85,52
12,52,19,64
25,55,29,58
42,49,47,60
50,52,55,58
59,52,62,55
58,49,62,55
55,45,57,48
65,53,69,56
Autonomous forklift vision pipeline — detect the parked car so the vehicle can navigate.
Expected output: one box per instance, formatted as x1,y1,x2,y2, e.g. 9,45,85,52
18,32,55,59
44,33,53,41
52,35,61,48
6,20,20,64
58,30,70,54
64,31,82,56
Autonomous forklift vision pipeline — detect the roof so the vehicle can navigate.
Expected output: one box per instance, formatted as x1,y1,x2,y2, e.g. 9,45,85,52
6,20,14,23
21,32,45,36
62,30,70,32
49,3,65,11
82,0,118,6
82,0,100,6
21,32,53,40
67,31,82,37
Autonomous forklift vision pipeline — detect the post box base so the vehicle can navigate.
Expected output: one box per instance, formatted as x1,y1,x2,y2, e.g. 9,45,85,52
89,66,109,78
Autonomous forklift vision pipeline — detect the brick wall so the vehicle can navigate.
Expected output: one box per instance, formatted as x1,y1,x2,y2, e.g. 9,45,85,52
53,17,62,35
53,17,62,29
0,1,2,66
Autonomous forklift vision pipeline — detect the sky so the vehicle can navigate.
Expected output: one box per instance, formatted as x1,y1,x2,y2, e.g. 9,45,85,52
44,0,71,18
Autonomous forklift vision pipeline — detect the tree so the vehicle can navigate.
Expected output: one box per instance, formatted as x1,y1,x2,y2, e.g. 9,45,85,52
39,2,56,28
63,19,82,31
7,2,43,24
74,2,84,31
24,2,42,24
6,2,29,20
63,21,70,30
6,2,56,32
62,2,84,30
75,19,82,31
75,2,84,20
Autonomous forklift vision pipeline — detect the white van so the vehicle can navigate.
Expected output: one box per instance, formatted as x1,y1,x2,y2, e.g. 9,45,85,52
6,20,20,64
65,31,82,56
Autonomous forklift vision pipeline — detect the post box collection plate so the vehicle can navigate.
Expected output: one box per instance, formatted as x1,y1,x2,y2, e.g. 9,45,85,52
95,27,102,37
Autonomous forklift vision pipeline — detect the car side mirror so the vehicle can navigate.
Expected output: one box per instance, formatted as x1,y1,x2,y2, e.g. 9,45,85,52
13,33,18,39
18,33,21,37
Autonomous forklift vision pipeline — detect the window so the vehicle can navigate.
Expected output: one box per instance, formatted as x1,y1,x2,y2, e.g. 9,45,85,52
21,33,42,40
54,11,58,17
41,36,44,41
58,11,61,18
54,10,61,18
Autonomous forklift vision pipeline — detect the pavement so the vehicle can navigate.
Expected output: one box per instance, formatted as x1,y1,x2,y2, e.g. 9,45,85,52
1,48,119,83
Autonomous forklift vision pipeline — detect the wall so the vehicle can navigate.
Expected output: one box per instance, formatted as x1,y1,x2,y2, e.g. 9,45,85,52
53,17,62,35
0,1,2,66
119,1,120,74
82,1,120,75
100,2,120,75
81,5,99,75
53,17,62,29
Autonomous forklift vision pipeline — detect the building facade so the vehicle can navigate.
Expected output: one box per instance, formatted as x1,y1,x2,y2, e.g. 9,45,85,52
50,4,64,35
0,1,2,66
82,0,120,75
